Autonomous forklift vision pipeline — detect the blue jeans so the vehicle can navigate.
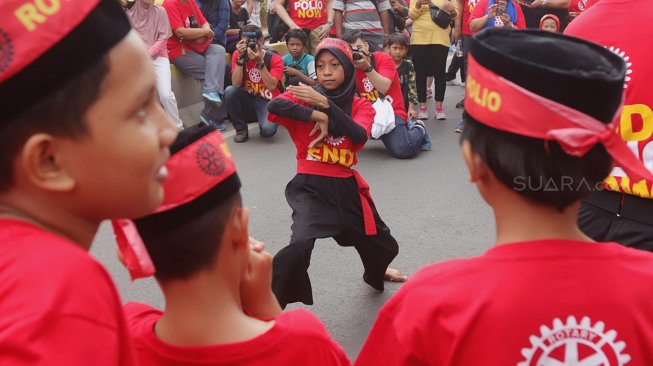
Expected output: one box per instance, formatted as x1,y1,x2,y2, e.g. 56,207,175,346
380,115,425,159
224,86,277,137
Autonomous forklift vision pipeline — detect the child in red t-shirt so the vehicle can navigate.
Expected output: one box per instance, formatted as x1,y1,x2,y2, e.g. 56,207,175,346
123,126,350,366
267,38,406,308
356,29,653,365
0,0,178,364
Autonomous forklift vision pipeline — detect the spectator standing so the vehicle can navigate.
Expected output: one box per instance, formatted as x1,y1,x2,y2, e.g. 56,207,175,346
225,25,283,143
248,0,263,27
127,0,184,130
226,0,251,54
566,0,653,251
123,126,351,366
356,29,653,366
275,0,333,54
385,33,418,118
333,0,393,51
451,0,479,133
469,0,526,32
163,0,228,130
519,0,570,31
0,0,178,363
344,31,431,158
409,0,458,120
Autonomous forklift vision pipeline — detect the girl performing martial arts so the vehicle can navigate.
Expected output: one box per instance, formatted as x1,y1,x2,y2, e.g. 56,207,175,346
267,38,406,308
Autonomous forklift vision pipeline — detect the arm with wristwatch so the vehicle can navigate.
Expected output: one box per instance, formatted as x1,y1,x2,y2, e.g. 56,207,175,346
521,0,570,9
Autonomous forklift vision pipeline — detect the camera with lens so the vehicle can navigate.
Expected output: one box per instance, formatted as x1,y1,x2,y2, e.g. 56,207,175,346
188,15,199,28
352,46,366,61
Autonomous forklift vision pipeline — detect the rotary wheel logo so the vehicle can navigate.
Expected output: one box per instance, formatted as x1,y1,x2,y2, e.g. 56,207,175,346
0,28,14,74
518,316,631,366
607,46,633,89
362,77,374,93
325,135,345,146
196,143,225,177
249,68,262,83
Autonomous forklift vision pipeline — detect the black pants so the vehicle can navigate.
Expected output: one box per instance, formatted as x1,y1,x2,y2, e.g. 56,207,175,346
411,44,448,103
579,198,653,252
445,53,465,82
272,174,399,308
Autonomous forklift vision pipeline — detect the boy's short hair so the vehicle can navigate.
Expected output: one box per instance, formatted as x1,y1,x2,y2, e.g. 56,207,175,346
0,57,109,192
342,30,367,45
462,29,625,211
133,125,242,282
284,29,308,46
385,33,409,48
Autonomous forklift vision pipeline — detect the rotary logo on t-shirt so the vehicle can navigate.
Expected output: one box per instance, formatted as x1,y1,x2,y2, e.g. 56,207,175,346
359,77,380,103
519,315,631,366
307,135,355,167
245,66,275,100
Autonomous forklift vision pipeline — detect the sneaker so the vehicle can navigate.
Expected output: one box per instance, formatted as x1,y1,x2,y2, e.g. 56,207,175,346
446,79,462,86
435,106,446,120
454,120,464,133
418,106,428,120
455,98,465,109
234,129,248,143
202,91,223,107
414,121,432,151
200,115,227,131
214,122,226,131
199,114,212,126
426,88,433,100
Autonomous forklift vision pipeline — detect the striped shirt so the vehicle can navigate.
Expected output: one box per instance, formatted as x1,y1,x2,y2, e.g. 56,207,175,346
333,0,390,48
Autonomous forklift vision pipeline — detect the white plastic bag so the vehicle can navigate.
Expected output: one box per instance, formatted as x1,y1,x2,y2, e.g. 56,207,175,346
371,96,397,139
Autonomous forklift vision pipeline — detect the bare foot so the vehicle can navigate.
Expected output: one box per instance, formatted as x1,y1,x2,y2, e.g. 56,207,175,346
384,268,408,282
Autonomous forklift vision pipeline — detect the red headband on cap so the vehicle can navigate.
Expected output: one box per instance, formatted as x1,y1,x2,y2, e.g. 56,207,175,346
316,38,354,63
113,130,238,280
465,54,653,183
1,0,100,83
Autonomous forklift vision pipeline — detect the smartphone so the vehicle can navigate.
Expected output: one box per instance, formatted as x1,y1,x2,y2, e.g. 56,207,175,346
496,0,507,16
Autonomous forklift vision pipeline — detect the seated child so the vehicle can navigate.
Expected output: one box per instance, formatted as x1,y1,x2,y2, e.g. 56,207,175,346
0,0,178,363
122,125,350,366
540,14,561,32
282,29,318,87
385,33,418,120
356,29,653,365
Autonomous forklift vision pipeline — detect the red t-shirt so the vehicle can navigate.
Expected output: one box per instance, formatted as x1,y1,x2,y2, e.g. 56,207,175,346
462,0,481,35
231,49,285,100
269,93,375,173
565,0,653,199
356,239,653,365
469,0,526,30
0,219,136,365
287,0,328,30
163,0,212,61
356,51,407,121
124,303,351,366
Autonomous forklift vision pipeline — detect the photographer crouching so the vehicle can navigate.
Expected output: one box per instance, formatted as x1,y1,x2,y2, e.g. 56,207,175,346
342,31,432,159
225,25,284,143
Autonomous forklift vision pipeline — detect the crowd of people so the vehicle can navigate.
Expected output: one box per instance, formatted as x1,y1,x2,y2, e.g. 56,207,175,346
118,0,599,154
2,0,653,365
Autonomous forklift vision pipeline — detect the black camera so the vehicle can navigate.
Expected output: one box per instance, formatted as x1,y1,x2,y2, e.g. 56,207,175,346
247,39,257,51
188,15,199,28
352,46,366,61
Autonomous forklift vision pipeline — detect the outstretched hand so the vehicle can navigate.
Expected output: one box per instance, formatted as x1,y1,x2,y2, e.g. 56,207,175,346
287,83,329,108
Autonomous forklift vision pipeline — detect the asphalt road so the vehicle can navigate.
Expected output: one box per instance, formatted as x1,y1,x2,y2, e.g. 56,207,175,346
90,82,496,360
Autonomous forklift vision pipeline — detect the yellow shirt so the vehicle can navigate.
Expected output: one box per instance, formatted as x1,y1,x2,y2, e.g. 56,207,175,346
408,0,457,46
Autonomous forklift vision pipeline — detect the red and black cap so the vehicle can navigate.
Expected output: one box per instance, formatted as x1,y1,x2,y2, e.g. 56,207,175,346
113,125,241,280
0,0,131,124
464,28,653,183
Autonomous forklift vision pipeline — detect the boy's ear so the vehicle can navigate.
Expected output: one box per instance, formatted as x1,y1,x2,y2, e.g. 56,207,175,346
230,206,249,251
19,134,76,192
461,139,490,183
